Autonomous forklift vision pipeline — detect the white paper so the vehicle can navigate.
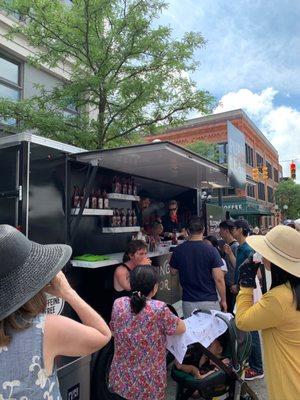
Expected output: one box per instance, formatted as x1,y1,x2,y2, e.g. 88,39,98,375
166,311,233,363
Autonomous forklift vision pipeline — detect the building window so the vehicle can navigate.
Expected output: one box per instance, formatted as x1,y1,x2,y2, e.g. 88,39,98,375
267,186,274,203
212,188,235,197
266,161,273,179
216,142,227,164
274,168,279,183
246,184,255,198
256,153,264,170
0,54,22,126
258,182,265,201
245,143,254,166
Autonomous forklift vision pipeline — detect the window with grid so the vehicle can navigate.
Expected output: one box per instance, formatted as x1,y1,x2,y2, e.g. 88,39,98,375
245,143,254,166
246,184,255,198
256,153,264,171
0,54,22,126
273,168,279,183
216,142,228,164
266,161,273,179
258,182,265,200
267,186,274,203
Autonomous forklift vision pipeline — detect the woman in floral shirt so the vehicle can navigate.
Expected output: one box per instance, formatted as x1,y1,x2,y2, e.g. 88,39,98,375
109,265,186,400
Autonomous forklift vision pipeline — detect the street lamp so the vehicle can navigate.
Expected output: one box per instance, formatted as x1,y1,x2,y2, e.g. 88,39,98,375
200,191,212,235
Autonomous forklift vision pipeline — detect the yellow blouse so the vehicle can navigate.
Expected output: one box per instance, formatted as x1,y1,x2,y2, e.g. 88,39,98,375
236,284,300,400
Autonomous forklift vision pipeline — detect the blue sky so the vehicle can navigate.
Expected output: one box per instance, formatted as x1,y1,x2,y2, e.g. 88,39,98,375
159,0,300,180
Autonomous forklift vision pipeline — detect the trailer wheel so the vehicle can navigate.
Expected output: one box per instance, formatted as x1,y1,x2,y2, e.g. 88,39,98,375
92,339,120,400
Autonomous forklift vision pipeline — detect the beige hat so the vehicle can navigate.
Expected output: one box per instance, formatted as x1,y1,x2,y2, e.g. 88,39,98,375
246,225,300,277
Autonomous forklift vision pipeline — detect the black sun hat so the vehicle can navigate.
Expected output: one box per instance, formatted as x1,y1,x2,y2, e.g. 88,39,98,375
0,225,72,320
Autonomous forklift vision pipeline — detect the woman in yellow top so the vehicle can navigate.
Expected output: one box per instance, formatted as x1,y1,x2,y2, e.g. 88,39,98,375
235,225,300,400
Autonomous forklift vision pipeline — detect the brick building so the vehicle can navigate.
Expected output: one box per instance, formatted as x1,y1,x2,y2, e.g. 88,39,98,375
147,109,282,228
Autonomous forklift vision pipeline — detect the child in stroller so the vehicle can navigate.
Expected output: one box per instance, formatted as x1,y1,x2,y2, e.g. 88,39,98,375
171,310,258,400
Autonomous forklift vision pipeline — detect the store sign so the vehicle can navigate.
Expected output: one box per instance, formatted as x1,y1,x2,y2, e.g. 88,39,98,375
227,122,246,189
223,204,243,211
46,294,65,315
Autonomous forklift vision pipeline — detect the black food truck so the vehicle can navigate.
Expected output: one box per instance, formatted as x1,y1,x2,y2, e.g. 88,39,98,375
0,132,228,400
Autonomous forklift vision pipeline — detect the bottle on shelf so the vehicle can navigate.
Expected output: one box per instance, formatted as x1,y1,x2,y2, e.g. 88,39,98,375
90,189,98,209
132,209,137,226
110,209,117,227
97,189,103,209
72,186,80,208
127,178,132,195
120,208,127,227
122,178,127,195
103,189,109,209
132,178,137,196
115,208,121,227
112,176,122,194
126,208,132,227
80,188,90,208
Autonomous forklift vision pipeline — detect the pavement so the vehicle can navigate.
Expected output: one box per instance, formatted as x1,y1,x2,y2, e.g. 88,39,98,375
166,365,268,399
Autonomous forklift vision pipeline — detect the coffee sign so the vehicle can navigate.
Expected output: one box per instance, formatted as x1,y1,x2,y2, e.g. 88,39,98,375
46,294,65,315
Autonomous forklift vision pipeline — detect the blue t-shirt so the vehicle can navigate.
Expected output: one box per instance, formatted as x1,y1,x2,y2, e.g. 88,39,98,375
234,241,253,284
170,240,223,302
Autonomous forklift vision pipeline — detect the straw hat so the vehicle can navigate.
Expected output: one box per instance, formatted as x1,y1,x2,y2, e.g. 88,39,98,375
0,225,72,320
246,225,300,277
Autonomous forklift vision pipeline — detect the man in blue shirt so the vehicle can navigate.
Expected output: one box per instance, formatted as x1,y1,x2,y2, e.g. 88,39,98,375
224,219,264,381
170,216,227,318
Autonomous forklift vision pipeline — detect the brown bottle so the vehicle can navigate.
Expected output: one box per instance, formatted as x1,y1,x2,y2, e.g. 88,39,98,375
127,178,132,195
132,209,137,226
91,189,98,209
120,208,127,227
132,178,137,196
115,208,121,227
126,208,132,227
103,190,109,209
80,188,90,208
97,189,103,209
122,178,127,195
172,230,178,245
72,186,80,208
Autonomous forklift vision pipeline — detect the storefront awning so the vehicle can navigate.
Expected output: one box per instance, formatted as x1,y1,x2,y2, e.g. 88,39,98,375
218,198,273,216
73,141,229,190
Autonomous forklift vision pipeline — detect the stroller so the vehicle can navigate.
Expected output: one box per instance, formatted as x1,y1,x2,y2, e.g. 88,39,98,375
171,310,259,400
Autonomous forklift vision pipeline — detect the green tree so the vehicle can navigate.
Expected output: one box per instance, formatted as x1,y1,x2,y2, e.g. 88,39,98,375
185,140,219,162
0,0,214,149
274,179,300,219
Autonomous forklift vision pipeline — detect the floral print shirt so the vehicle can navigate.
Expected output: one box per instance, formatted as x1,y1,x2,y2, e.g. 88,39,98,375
0,314,61,400
109,297,179,400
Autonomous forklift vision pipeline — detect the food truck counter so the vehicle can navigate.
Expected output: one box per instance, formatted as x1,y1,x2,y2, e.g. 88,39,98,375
70,243,180,269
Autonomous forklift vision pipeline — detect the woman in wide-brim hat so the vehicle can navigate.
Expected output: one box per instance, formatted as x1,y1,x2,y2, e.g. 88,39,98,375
0,225,111,400
235,225,300,400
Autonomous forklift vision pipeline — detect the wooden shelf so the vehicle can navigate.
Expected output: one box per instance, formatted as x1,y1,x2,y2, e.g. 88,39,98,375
101,226,141,233
107,193,140,201
71,208,113,216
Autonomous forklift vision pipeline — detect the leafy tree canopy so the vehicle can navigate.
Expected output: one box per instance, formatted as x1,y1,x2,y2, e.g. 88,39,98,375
185,140,219,163
274,179,300,219
0,0,214,149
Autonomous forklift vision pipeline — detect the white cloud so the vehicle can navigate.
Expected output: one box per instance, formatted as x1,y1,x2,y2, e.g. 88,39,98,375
214,88,277,117
214,88,300,182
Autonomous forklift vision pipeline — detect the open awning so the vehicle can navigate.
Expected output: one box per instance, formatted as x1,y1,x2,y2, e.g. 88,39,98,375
73,141,229,189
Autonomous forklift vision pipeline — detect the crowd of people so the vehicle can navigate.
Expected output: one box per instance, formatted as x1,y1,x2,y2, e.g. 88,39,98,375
1,215,300,400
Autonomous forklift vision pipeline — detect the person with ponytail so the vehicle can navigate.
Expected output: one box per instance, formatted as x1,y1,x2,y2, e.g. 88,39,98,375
109,265,186,400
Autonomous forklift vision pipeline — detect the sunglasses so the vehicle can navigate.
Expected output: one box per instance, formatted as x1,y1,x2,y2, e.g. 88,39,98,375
169,208,177,211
